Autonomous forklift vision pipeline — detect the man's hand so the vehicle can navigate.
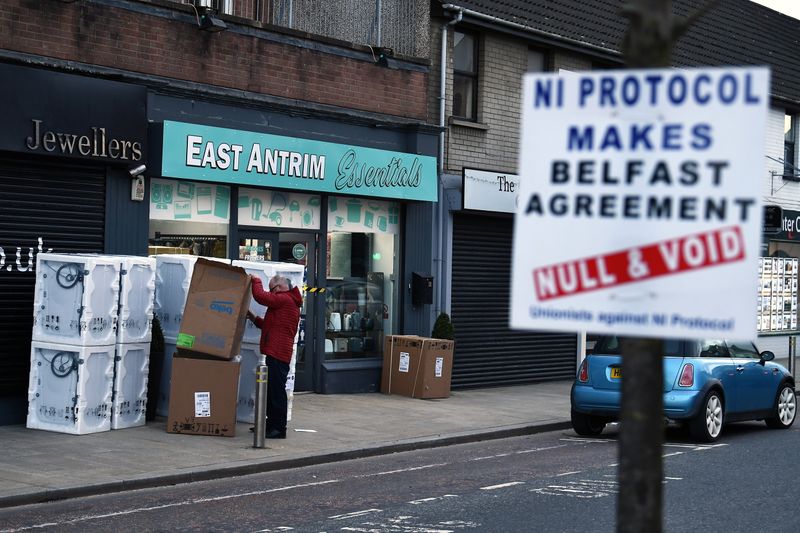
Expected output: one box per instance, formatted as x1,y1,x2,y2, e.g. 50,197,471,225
246,310,257,322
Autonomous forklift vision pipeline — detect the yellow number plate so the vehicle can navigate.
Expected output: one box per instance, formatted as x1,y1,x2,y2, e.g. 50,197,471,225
610,367,622,379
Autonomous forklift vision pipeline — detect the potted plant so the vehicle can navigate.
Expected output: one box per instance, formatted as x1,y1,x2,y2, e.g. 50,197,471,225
431,312,455,340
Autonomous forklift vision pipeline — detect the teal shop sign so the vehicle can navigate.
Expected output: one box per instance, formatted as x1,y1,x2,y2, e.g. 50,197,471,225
161,121,438,202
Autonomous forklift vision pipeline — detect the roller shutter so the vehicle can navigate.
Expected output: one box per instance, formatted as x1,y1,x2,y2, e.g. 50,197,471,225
0,158,106,398
450,213,577,389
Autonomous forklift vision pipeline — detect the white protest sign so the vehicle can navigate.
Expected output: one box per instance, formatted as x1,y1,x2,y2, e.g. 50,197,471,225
511,67,769,339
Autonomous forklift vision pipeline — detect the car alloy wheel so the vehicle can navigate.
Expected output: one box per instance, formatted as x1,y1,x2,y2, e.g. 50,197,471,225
766,385,797,429
689,391,723,442
570,409,606,436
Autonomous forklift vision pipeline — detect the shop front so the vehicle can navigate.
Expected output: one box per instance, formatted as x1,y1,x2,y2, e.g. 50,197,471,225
446,168,579,388
149,113,438,394
757,208,800,356
0,62,148,423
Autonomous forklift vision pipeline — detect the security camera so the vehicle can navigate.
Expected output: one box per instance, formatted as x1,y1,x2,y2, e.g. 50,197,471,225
128,164,147,177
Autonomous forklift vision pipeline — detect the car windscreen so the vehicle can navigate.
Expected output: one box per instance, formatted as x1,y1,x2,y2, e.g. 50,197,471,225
592,336,684,356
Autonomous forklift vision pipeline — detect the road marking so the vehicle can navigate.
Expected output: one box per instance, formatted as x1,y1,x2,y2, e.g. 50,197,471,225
0,480,342,532
556,471,582,477
663,452,684,458
532,479,618,498
329,509,382,520
665,476,683,480
560,437,614,444
408,495,459,505
360,463,450,477
515,444,569,454
480,481,525,490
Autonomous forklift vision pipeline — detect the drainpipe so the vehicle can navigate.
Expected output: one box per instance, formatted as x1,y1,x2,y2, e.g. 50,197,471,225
436,7,462,317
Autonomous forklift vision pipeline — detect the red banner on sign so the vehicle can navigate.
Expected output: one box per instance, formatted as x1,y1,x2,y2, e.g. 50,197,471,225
532,226,745,300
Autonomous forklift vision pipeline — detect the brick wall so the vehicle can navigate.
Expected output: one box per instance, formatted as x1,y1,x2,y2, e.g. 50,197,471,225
0,0,428,121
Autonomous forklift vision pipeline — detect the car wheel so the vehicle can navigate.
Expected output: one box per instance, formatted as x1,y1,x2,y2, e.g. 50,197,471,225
765,384,797,429
689,390,723,443
571,409,606,436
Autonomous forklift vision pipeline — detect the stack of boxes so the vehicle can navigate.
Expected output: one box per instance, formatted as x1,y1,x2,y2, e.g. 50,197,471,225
165,258,251,437
27,253,156,434
381,335,455,399
230,260,305,424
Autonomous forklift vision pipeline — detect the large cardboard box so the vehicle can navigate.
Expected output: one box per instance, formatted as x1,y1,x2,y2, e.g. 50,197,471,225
176,258,251,360
381,335,454,399
167,356,240,437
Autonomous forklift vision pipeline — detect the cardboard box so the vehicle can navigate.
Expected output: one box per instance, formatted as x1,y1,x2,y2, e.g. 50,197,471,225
167,356,240,437
176,258,251,360
381,335,454,399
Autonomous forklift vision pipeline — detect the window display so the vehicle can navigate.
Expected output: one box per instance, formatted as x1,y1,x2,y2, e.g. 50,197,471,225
757,256,798,332
325,197,400,360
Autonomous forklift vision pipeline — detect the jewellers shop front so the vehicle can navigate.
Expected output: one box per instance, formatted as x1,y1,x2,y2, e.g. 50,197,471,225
148,109,439,395
0,62,148,424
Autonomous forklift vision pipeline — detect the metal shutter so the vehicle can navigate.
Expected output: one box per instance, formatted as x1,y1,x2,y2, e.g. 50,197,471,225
450,213,577,388
0,159,106,397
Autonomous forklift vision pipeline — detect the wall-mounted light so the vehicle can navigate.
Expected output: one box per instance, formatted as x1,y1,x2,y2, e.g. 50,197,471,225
369,46,394,68
190,2,228,33
129,165,146,202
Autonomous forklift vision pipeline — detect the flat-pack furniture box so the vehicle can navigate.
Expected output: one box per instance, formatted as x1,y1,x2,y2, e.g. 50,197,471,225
176,259,251,360
166,356,240,437
381,335,454,399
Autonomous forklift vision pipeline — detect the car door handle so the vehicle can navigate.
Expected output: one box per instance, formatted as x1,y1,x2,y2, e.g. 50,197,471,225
736,366,745,372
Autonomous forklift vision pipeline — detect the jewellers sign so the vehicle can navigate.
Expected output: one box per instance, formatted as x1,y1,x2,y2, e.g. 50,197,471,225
160,121,438,201
510,67,769,339
0,63,146,163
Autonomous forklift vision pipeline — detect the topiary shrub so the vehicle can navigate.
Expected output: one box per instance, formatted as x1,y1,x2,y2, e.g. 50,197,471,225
431,312,455,340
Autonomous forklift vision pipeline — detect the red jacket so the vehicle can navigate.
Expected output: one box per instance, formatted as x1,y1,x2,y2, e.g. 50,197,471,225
250,278,303,363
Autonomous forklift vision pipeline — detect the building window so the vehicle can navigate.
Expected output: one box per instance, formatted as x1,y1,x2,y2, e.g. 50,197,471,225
785,113,797,177
453,30,477,120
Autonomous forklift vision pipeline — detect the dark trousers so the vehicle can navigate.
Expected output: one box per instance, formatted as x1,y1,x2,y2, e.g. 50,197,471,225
265,355,289,433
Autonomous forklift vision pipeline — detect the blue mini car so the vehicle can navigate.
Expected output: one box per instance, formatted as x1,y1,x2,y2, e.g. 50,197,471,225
571,336,796,442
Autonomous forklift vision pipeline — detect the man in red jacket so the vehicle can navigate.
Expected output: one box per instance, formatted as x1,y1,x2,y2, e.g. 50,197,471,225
246,273,303,439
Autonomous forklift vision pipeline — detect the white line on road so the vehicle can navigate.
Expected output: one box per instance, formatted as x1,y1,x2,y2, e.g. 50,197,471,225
556,471,582,477
329,509,382,520
560,437,614,444
663,452,684,458
408,495,459,505
359,463,450,477
480,482,526,490
515,444,569,454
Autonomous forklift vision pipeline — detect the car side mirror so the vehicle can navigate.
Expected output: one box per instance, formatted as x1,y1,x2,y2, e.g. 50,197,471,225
759,350,775,365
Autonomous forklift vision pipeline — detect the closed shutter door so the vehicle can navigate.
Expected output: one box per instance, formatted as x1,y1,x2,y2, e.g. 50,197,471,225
0,159,106,397
450,213,576,389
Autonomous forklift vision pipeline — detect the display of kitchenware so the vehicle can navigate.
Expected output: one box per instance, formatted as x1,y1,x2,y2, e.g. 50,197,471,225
334,337,348,352
325,339,334,352
328,312,342,331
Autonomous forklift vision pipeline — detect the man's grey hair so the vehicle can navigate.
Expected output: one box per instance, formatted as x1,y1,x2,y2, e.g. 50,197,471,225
270,274,291,289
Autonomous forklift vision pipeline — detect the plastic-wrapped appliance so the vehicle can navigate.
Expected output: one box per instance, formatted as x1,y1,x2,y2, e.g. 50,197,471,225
32,253,121,346
231,260,278,344
117,256,156,344
111,342,150,429
152,255,198,340
155,336,178,418
236,342,262,424
27,341,115,434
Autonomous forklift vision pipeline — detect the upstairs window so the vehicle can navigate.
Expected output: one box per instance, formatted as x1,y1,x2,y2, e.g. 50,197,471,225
785,113,797,177
453,30,478,120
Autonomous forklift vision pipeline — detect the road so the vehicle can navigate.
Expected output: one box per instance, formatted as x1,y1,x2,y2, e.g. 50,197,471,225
1,422,797,532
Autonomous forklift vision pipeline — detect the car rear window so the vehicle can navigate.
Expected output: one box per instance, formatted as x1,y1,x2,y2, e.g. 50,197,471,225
592,336,684,356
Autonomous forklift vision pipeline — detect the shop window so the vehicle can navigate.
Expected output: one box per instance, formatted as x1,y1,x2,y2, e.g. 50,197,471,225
758,244,799,332
325,197,400,360
785,113,798,178
453,30,478,120
148,178,229,257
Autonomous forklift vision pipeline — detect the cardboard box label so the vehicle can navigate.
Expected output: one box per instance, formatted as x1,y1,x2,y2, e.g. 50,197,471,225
435,356,443,378
177,333,195,348
399,352,410,372
195,392,211,417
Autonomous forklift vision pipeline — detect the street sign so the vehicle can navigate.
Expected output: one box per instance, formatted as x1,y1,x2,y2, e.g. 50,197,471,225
511,67,770,339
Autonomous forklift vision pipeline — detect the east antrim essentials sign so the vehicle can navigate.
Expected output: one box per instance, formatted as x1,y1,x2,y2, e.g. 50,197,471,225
510,67,769,339
161,121,437,201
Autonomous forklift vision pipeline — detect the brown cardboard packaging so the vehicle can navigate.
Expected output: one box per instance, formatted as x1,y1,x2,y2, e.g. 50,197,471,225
167,356,240,437
381,335,454,399
176,258,251,360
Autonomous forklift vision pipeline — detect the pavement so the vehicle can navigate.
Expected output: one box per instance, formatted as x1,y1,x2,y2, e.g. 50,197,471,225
0,380,574,509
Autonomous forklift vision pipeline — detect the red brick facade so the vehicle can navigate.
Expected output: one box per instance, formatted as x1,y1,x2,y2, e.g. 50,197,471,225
1,1,428,120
